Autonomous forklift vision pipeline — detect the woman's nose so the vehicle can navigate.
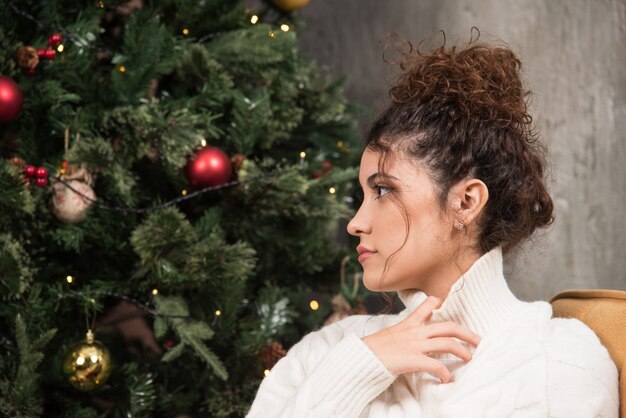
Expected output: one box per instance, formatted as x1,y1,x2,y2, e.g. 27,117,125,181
347,205,371,236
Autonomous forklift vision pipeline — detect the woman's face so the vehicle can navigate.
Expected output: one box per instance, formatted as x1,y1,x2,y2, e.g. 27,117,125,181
347,148,457,293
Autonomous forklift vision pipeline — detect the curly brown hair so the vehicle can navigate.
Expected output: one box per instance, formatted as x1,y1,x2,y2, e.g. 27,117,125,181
367,30,554,254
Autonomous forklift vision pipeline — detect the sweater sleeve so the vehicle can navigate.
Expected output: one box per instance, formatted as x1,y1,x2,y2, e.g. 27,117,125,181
245,320,397,418
544,318,619,418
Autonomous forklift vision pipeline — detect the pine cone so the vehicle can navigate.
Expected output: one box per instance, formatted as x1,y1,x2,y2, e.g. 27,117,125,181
259,340,287,370
9,157,25,169
230,153,247,172
16,45,39,70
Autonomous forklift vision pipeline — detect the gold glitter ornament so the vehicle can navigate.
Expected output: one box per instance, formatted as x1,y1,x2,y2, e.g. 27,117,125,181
62,330,112,392
271,0,310,11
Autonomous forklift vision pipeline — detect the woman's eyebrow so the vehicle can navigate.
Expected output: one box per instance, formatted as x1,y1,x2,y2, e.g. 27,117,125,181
359,172,400,188
359,173,400,189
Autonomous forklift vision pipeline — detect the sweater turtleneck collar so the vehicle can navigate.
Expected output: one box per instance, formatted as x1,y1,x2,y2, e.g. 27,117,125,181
396,246,528,337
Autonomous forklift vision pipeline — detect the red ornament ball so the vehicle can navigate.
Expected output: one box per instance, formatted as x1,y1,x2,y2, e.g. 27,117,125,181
35,167,48,178
24,165,36,177
35,177,48,187
48,33,63,47
37,48,47,59
44,48,56,60
0,76,24,124
184,146,232,188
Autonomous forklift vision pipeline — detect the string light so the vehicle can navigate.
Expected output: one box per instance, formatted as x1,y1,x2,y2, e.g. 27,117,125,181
201,139,207,147
263,369,271,377
66,275,74,284
280,24,290,32
336,140,344,149
329,187,336,194
309,300,319,310
215,309,221,316
250,15,259,24
97,0,105,8
182,28,190,36
151,288,159,296
268,31,277,38
181,189,187,196
299,151,306,158
118,65,126,73
56,44,64,52
76,356,85,366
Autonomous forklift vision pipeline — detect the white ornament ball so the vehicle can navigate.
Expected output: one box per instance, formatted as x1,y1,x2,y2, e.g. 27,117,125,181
51,180,96,223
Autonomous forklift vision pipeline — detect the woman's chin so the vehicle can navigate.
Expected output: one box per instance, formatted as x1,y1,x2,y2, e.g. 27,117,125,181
361,272,388,292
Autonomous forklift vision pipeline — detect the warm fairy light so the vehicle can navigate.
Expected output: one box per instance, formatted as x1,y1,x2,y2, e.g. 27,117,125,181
57,44,64,52
250,15,259,24
76,356,85,366
66,275,74,284
268,31,277,38
309,300,320,310
118,65,126,73
336,140,344,149
97,0,104,8
215,309,221,316
152,288,159,296
201,139,207,147
280,24,290,32
181,189,187,196
263,369,271,377
299,151,306,158
329,187,336,194
182,28,190,36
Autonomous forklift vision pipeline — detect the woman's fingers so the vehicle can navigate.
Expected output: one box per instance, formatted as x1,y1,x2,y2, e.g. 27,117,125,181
416,356,453,383
417,337,473,362
424,321,481,347
409,296,443,323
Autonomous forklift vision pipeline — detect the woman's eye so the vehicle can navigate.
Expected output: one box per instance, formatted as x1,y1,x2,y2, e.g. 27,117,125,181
374,185,390,199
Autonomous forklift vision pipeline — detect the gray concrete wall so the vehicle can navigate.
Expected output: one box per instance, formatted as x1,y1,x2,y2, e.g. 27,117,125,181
297,0,626,301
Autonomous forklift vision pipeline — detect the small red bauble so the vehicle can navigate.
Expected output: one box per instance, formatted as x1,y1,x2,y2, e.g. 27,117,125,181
24,165,36,177
322,160,333,173
25,67,37,76
37,48,47,59
310,171,322,179
48,33,63,47
184,146,232,188
0,76,24,124
44,48,56,60
35,177,48,187
35,167,48,178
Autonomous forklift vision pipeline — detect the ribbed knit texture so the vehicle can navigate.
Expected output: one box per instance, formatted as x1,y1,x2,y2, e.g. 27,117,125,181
247,247,619,417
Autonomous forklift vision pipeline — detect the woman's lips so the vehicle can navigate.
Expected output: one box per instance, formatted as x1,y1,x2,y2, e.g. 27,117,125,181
356,245,376,263
358,251,376,262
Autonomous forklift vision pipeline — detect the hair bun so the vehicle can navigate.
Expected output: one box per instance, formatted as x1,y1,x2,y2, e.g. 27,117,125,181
388,35,533,135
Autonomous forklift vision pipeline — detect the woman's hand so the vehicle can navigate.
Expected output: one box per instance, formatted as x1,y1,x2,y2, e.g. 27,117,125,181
361,296,481,383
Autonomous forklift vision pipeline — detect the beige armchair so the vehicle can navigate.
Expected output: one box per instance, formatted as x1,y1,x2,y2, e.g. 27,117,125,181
550,289,626,417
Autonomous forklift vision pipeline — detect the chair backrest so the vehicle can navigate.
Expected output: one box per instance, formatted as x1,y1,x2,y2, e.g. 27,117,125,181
550,289,626,418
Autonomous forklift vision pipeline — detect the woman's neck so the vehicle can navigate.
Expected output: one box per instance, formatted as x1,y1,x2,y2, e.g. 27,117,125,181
415,246,484,300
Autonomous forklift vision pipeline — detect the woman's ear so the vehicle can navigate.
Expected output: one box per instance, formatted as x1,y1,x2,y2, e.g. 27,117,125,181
450,178,489,226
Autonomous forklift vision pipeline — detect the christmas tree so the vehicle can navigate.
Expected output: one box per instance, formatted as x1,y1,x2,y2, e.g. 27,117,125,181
0,0,367,416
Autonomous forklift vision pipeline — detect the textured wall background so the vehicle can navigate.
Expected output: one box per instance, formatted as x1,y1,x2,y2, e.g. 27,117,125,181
296,0,626,301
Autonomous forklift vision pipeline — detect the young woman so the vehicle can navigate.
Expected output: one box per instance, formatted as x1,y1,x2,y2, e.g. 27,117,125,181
246,34,619,418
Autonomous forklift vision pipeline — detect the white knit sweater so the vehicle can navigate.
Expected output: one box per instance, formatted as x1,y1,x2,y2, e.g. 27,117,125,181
246,247,619,417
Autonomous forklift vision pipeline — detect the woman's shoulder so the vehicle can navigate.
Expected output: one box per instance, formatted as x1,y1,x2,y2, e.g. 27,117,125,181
283,312,392,370
297,312,392,349
508,300,612,351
